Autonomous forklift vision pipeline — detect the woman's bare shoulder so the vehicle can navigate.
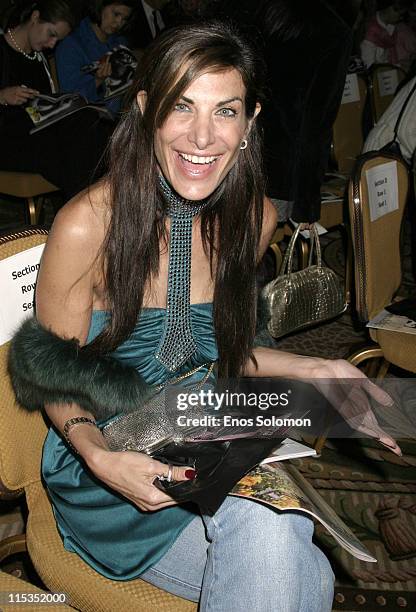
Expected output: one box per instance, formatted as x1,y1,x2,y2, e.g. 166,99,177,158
49,181,110,250
36,181,112,336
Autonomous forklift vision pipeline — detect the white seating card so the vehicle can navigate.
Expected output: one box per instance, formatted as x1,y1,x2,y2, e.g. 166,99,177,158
0,244,45,346
377,69,399,97
341,73,360,105
365,161,399,222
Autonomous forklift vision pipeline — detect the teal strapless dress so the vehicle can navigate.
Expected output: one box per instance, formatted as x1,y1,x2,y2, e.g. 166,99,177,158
42,303,218,580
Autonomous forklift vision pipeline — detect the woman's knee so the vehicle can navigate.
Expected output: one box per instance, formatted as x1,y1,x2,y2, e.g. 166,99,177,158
203,498,334,611
209,497,333,575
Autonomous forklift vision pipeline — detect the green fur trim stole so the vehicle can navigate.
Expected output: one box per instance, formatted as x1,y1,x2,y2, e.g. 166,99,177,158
8,318,151,420
8,297,274,419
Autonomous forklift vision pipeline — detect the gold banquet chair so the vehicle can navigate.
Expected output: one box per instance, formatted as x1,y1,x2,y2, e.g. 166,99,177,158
331,72,368,176
0,229,196,612
346,151,415,375
313,151,410,455
368,63,407,125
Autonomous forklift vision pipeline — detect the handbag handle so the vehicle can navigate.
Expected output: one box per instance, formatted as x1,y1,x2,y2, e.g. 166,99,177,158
279,225,322,277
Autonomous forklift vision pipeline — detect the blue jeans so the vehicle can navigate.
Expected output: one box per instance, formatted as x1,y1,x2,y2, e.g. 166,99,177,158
141,496,335,611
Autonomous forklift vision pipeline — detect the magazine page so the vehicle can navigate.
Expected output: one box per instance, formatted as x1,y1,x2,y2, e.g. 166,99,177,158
260,438,316,464
25,93,113,133
231,462,377,562
26,92,84,126
367,309,416,335
81,45,137,101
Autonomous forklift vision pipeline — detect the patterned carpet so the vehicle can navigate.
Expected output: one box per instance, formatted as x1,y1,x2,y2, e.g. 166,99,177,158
291,438,416,612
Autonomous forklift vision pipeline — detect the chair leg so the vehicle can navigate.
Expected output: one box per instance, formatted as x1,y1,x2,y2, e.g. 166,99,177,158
375,358,390,380
365,358,382,378
0,534,27,563
348,345,384,367
34,196,45,225
27,197,36,225
269,243,282,277
344,227,353,306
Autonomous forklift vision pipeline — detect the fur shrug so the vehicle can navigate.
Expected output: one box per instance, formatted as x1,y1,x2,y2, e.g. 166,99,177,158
8,318,151,420
8,303,274,419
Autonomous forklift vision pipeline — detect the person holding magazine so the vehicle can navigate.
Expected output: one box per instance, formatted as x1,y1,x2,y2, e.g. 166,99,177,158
0,0,116,200
9,21,401,611
55,0,136,113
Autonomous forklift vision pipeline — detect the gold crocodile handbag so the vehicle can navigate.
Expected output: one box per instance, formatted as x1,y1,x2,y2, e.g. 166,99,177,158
262,225,347,338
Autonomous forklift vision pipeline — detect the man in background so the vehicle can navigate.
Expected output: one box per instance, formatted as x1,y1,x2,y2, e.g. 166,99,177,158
126,0,168,50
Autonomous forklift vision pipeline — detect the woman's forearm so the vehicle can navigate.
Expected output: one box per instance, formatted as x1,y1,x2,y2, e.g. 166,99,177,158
245,346,330,380
44,402,108,464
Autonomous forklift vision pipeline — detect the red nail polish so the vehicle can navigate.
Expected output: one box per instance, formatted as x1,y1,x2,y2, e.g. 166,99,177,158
185,469,196,480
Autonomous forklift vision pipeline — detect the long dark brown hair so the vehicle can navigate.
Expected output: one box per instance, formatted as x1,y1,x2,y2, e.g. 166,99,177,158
89,21,266,378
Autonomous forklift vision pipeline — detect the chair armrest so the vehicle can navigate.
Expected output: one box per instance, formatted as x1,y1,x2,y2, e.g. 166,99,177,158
0,344,48,491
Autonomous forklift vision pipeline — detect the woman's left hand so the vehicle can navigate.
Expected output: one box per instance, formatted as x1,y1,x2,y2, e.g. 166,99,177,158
0,85,39,105
95,55,112,88
310,359,401,456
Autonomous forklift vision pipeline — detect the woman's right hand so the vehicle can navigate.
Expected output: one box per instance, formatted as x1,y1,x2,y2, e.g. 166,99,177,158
95,55,112,88
0,85,39,105
87,446,193,512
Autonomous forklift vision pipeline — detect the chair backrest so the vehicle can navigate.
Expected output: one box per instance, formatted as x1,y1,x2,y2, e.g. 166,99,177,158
332,73,368,174
0,171,59,199
368,64,407,124
0,229,49,491
348,152,409,322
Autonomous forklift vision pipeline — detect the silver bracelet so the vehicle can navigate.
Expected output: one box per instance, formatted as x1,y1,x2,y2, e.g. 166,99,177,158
63,416,98,453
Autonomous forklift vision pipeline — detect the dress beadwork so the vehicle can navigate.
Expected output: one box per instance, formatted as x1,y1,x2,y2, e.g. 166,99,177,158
155,176,209,372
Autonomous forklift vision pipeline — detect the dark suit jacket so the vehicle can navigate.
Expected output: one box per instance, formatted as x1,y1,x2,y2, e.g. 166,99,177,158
126,1,158,49
260,2,352,222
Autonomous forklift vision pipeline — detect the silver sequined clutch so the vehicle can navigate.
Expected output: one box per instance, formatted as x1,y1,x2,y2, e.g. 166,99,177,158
102,363,215,453
262,225,347,338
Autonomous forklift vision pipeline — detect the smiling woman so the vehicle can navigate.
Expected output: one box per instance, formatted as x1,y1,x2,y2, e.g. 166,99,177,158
147,69,260,200
7,18,401,611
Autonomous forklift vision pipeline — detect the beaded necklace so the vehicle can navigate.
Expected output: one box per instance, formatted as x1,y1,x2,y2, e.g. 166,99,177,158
7,29,41,61
155,175,210,372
